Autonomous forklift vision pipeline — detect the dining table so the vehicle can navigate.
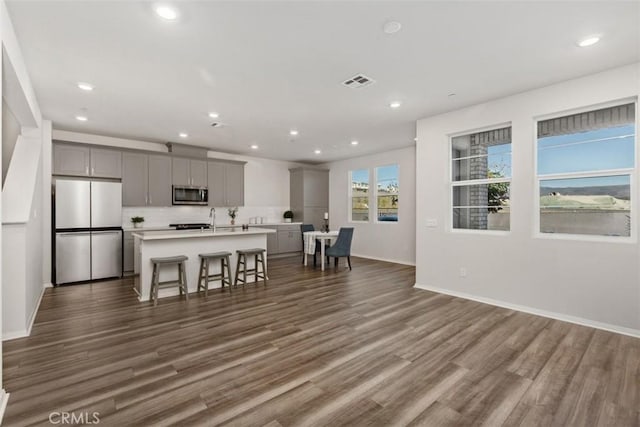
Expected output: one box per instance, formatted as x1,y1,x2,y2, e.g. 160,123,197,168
303,230,339,271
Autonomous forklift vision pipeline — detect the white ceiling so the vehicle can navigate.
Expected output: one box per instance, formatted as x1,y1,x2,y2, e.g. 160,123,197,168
6,1,640,163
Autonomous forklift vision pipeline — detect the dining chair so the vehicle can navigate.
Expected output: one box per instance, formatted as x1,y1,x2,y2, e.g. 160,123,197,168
300,224,322,266
325,227,354,270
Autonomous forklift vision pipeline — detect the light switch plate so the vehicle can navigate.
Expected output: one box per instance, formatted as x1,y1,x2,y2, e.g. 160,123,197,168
426,219,437,228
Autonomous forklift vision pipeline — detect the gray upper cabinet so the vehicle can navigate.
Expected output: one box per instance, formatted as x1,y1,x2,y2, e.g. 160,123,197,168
226,163,245,206
190,160,207,187
207,161,245,207
147,155,172,206
172,158,207,186
53,144,121,178
171,158,190,186
90,148,122,178
207,161,226,207
122,152,148,207
53,144,91,176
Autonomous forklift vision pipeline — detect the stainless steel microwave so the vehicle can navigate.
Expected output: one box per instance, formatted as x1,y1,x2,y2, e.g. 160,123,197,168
172,186,209,205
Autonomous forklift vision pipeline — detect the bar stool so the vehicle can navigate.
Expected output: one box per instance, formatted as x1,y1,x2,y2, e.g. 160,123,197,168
197,251,233,296
150,255,189,306
234,248,268,287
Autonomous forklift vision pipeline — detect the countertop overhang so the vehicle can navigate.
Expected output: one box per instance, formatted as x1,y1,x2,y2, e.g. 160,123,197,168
133,227,276,241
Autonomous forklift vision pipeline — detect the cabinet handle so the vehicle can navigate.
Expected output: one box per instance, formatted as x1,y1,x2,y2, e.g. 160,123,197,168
91,167,95,175
149,195,152,205
85,166,89,175
145,194,148,205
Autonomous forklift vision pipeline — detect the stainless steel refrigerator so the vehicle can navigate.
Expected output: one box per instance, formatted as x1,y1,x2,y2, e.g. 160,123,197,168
54,178,123,285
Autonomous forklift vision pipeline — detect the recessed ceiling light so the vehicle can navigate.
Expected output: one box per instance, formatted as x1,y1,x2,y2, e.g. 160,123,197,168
290,130,299,136
75,115,88,121
314,149,321,155
250,144,259,150
577,36,600,47
155,5,178,20
208,112,219,119
179,132,188,138
383,21,402,34
77,82,94,91
351,140,359,146
390,101,401,109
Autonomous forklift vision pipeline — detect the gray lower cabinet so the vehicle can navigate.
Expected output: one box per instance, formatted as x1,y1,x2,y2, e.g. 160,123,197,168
53,144,91,176
123,232,134,273
90,148,122,178
207,161,245,207
122,152,149,206
255,225,301,256
147,155,172,206
278,230,302,253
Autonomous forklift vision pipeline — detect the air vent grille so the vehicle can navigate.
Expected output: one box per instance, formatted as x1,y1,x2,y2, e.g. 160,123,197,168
342,74,375,88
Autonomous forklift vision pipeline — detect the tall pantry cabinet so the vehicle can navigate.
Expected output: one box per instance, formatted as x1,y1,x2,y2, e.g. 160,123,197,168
289,168,329,230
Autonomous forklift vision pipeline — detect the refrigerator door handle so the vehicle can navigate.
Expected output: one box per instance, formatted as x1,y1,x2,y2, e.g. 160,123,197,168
56,231,92,236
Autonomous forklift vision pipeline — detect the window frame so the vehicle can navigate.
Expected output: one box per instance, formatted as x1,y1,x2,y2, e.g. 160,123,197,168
449,123,513,235
348,168,371,223
533,99,638,243
374,164,400,224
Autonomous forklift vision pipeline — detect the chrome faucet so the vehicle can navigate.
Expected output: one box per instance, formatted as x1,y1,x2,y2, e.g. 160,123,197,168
209,207,216,232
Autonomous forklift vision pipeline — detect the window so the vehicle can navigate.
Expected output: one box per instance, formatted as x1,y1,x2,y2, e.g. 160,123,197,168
451,126,512,231
350,169,369,221
376,165,399,222
537,103,635,237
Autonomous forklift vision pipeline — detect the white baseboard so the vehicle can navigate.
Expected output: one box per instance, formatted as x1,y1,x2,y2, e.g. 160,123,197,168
0,389,10,425
2,283,48,341
414,282,640,339
351,253,416,266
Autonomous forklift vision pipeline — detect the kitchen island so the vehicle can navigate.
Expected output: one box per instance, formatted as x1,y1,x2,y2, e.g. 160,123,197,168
132,227,276,301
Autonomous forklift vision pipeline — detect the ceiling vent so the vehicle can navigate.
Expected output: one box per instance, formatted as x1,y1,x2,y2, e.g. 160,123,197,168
210,122,223,128
342,74,375,89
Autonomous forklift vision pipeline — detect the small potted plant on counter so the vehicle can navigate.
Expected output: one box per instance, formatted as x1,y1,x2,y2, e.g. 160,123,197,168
131,216,144,228
283,210,294,223
228,207,239,225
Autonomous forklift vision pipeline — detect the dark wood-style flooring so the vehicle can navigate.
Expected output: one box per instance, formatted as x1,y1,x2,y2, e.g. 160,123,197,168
3,256,640,426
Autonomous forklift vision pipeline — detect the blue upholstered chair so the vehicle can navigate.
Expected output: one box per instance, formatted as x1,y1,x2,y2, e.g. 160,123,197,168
300,224,322,266
325,227,354,270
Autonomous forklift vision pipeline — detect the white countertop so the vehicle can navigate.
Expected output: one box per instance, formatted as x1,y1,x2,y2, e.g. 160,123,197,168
123,222,302,232
132,227,276,241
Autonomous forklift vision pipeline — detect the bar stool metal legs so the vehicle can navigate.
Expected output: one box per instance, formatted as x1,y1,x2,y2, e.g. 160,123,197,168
149,255,189,306
197,251,233,296
234,248,267,287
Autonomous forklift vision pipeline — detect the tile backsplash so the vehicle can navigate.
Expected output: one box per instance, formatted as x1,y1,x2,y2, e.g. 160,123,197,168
122,206,291,228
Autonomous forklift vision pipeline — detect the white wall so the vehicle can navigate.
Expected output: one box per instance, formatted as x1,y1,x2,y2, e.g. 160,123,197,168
327,146,416,265
416,63,640,335
2,135,44,339
1,100,19,185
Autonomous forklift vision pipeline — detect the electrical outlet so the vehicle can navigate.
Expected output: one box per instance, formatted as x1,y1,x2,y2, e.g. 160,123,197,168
459,267,467,278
